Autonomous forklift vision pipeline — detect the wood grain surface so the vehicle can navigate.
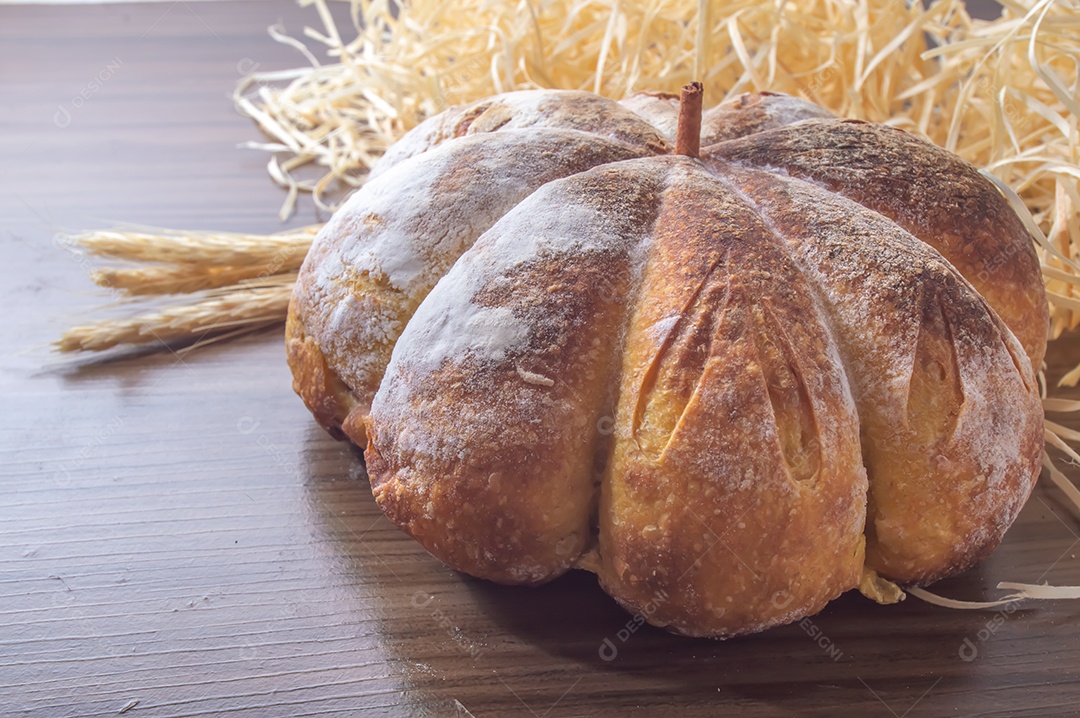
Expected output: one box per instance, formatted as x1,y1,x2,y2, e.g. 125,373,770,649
3,2,1080,716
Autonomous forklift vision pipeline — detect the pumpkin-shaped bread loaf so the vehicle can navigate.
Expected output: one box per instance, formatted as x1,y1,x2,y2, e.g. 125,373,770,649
286,85,1047,637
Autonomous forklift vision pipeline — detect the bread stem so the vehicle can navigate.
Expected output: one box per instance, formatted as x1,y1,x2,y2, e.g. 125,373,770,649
675,81,704,158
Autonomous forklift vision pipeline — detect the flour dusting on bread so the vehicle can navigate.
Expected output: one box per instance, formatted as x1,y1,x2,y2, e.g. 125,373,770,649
287,90,1048,636
293,124,663,415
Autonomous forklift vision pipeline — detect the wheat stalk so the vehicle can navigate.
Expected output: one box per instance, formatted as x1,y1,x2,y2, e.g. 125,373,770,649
55,275,296,353
54,226,316,352
92,259,306,296
61,226,318,266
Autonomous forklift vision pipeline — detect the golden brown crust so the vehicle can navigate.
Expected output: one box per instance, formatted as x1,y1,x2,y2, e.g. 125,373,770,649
361,150,1043,628
290,126,664,440
700,91,834,145
291,89,1048,635
372,89,669,178
595,161,866,637
710,162,1044,583
704,119,1049,370
284,300,357,442
364,163,668,583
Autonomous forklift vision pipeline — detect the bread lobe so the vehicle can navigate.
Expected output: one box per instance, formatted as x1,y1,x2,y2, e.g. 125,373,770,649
711,161,1043,583
701,91,834,145
704,119,1049,370
596,159,866,637
283,303,360,441
365,160,668,583
372,89,669,178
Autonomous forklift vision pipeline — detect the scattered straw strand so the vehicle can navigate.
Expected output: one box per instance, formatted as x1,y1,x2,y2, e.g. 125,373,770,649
908,582,1080,610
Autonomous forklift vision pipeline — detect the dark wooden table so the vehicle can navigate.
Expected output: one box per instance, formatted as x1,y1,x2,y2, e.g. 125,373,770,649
3,2,1080,716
